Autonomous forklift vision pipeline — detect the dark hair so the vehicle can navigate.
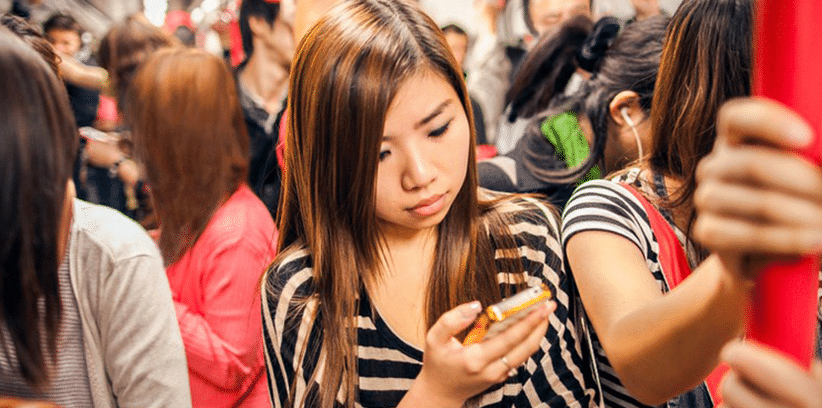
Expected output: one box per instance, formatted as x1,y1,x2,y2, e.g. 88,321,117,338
172,25,195,47
0,27,78,389
1,13,60,74
648,0,752,231
98,15,173,107
126,48,249,265
239,0,280,58
507,16,621,123
43,13,82,35
524,15,670,184
441,23,467,37
278,0,524,405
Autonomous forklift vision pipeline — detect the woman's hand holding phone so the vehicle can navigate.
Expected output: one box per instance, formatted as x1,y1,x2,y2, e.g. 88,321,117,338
400,299,554,408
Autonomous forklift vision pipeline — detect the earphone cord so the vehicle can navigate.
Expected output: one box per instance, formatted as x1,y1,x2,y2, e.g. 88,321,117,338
630,122,643,160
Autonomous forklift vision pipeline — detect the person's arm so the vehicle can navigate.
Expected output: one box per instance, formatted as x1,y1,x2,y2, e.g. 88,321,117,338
562,181,754,405
57,53,110,93
83,138,139,188
100,249,192,407
465,0,511,139
174,237,272,390
721,340,822,408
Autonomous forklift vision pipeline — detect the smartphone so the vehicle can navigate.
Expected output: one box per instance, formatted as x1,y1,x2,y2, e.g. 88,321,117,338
463,284,552,345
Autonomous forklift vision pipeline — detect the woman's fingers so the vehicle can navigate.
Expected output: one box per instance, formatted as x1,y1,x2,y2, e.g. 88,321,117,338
466,302,554,374
695,99,822,257
718,98,813,149
693,212,822,255
721,341,822,408
697,145,822,205
695,179,822,229
426,301,483,348
721,371,774,408
494,311,552,373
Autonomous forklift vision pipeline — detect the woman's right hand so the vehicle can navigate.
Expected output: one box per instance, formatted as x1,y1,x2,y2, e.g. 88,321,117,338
401,300,553,407
693,98,822,281
721,340,822,408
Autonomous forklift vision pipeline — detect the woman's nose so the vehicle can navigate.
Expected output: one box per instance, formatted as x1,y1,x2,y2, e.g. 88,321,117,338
401,147,436,191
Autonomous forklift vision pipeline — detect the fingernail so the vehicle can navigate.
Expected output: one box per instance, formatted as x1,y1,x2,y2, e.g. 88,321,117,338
461,301,481,319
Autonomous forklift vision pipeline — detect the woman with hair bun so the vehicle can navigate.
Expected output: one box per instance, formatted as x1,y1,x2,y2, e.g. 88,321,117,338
480,15,668,209
562,0,763,406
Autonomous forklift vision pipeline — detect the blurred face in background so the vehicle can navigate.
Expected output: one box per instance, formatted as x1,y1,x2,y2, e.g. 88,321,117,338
443,31,468,71
47,28,81,55
529,0,591,36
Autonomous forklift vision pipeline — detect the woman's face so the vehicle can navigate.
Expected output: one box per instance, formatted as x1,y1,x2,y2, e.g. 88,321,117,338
374,70,471,238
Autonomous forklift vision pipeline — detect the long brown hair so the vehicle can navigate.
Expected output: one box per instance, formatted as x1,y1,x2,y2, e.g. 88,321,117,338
125,48,249,264
648,0,752,224
274,0,524,406
0,27,78,389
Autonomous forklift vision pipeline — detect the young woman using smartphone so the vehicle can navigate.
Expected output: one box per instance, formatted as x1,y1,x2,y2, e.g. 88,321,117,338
261,1,596,407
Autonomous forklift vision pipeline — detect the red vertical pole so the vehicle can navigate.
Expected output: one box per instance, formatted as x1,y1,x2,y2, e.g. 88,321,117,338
750,0,822,369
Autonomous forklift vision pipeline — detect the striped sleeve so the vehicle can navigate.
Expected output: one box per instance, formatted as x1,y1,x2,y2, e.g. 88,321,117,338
561,180,659,269
262,250,322,408
496,199,597,407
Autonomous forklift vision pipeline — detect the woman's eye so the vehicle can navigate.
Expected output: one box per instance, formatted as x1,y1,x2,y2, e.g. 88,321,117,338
429,120,451,137
379,150,391,161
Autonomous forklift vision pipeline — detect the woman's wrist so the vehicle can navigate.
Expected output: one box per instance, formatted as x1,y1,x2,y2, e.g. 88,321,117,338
400,372,465,408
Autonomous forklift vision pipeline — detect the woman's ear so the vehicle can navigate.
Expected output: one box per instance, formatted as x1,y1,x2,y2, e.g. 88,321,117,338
608,90,643,127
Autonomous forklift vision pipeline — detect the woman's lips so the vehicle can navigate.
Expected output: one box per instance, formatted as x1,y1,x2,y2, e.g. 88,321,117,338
408,194,446,217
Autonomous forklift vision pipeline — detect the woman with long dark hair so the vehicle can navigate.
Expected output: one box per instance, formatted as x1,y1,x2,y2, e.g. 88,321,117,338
0,27,190,408
125,47,277,408
562,0,758,406
262,1,595,407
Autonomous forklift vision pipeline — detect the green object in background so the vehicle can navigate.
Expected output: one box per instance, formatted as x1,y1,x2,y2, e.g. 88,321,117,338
541,112,601,184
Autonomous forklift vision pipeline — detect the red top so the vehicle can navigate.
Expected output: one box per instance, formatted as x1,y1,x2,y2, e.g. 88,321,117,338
166,184,277,407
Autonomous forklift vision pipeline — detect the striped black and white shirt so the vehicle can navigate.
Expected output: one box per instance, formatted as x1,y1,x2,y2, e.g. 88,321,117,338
262,197,597,407
562,170,686,408
0,251,94,407
562,168,822,408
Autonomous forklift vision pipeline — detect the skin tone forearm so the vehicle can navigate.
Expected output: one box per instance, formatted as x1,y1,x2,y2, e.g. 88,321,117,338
566,234,754,405
84,140,139,187
572,98,822,406
58,53,109,92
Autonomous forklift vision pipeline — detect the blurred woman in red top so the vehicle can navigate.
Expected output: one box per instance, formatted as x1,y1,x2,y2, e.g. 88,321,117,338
125,47,277,407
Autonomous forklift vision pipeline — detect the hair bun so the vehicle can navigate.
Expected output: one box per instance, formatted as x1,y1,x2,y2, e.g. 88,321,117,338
577,17,621,73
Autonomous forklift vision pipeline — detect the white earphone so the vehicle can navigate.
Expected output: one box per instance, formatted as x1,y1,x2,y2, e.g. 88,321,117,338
621,107,643,160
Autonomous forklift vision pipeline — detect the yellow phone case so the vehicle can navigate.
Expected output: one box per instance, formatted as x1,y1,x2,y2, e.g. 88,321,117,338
463,284,552,345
